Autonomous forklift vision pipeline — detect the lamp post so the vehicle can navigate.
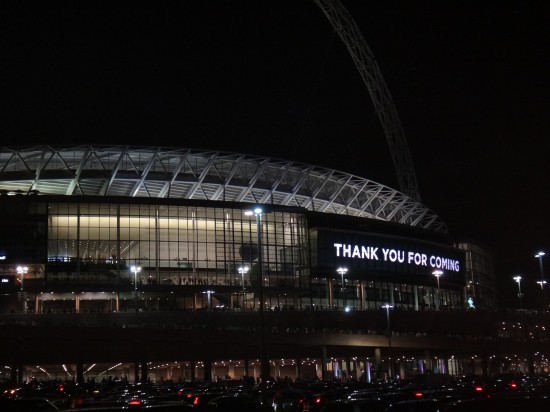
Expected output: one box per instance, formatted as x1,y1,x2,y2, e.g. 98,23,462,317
131,265,141,312
337,267,348,291
513,275,523,309
337,267,348,308
432,270,443,311
536,252,546,286
246,206,269,401
17,265,28,313
238,266,248,309
382,304,394,379
535,252,546,310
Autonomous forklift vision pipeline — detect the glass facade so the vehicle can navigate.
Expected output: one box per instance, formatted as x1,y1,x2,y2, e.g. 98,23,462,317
38,201,309,312
1,198,465,314
457,242,496,310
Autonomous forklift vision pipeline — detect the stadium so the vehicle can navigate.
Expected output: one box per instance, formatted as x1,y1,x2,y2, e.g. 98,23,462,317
1,144,545,386
0,1,546,389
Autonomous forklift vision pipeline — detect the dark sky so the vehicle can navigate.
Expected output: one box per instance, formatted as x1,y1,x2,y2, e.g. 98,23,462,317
3,1,549,306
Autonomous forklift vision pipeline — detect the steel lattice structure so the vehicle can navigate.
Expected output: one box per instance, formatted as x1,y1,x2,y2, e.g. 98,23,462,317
0,146,447,232
313,0,422,202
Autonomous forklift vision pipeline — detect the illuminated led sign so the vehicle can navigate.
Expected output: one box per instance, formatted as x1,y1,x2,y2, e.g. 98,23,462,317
333,243,460,272
311,228,465,284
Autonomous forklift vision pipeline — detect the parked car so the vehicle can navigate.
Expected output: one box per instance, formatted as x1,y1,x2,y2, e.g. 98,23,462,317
205,394,268,411
319,398,391,412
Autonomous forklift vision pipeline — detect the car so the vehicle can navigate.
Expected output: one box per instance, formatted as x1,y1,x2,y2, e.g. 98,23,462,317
271,388,309,412
384,398,445,411
443,397,550,411
319,398,391,412
205,394,267,411
0,397,60,411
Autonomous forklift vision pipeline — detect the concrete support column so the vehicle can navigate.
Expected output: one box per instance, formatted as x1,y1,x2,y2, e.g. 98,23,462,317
75,294,80,313
244,359,249,378
134,362,140,383
140,362,148,383
204,359,212,382
528,352,535,376
76,363,84,384
418,359,424,374
414,286,419,311
345,357,352,380
365,360,371,383
400,362,406,379
190,361,196,382
374,348,382,379
424,350,433,373
321,346,328,380
328,280,333,308
295,358,301,381
355,359,361,380
360,282,365,310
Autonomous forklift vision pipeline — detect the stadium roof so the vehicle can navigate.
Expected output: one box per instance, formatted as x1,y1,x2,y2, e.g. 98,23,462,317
0,145,447,233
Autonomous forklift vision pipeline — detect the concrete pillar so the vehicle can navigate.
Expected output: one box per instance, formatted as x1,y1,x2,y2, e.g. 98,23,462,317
190,361,196,382
140,362,148,383
75,294,80,313
414,286,419,311
354,359,361,380
345,358,352,380
204,359,212,382
365,361,371,383
296,358,301,381
134,362,140,383
328,280,333,308
424,351,432,373
76,363,84,384
321,346,328,380
400,362,406,379
528,352,535,376
374,348,382,379
244,359,249,378
418,359,424,374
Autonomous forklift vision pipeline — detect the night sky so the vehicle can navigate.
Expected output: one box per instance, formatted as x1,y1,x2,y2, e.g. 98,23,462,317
3,1,549,307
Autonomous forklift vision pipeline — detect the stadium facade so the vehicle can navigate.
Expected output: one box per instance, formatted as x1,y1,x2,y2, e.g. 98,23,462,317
0,146,542,384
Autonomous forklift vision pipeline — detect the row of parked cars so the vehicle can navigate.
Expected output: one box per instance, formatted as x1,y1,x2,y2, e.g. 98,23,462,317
3,373,550,411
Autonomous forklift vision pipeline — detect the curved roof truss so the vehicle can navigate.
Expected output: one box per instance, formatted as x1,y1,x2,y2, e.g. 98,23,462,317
0,146,447,233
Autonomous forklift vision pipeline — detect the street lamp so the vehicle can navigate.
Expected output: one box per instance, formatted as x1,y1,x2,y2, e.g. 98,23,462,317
337,267,348,291
17,266,28,313
17,265,28,292
246,206,269,400
513,275,523,309
382,304,394,379
131,265,141,312
432,270,443,311
535,252,546,289
337,267,348,308
238,266,249,309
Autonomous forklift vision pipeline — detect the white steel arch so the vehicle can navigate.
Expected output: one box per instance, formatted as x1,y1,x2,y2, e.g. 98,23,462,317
313,0,422,202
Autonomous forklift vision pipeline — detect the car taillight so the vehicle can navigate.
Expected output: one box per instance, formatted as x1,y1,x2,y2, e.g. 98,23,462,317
315,397,322,403
129,399,142,406
415,392,423,398
193,396,199,405
474,386,483,392
509,382,517,389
